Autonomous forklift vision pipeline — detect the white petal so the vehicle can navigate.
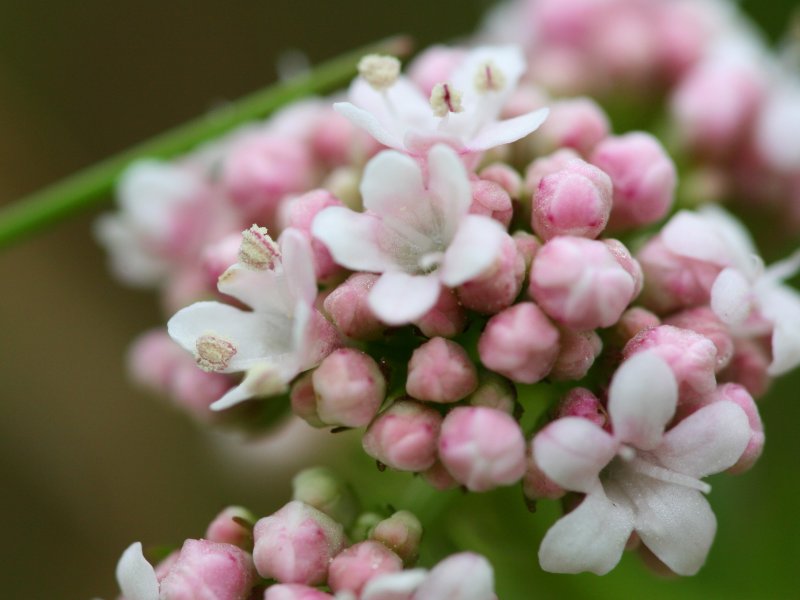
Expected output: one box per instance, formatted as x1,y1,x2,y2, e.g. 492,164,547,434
450,45,527,95
710,267,753,324
656,401,751,478
361,569,428,600
758,285,800,375
312,206,396,272
280,228,318,306
439,215,507,287
608,353,677,450
368,272,441,325
415,553,495,600
468,108,549,152
116,542,159,600
661,210,736,266
210,362,289,411
533,417,617,493
333,101,403,150
217,265,290,314
763,248,800,284
620,477,716,576
538,488,634,575
361,150,427,215
427,144,473,237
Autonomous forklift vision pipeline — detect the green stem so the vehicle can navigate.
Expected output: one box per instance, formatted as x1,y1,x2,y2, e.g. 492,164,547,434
0,35,412,249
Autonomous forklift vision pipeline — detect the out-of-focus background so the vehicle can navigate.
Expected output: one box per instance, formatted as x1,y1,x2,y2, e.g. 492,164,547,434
0,1,798,598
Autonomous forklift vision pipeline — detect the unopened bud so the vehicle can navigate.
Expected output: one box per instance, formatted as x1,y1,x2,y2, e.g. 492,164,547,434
292,467,359,529
205,506,255,549
362,400,442,472
313,349,386,427
328,541,403,596
406,338,478,403
468,372,517,415
370,510,423,564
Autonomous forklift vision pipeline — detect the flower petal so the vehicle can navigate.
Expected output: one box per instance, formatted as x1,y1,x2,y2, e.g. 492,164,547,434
619,477,716,576
538,487,634,575
333,101,403,150
758,285,800,375
312,206,396,272
280,228,318,306
217,265,289,314
415,553,495,600
361,569,428,600
427,144,473,237
468,108,549,152
608,353,678,450
710,267,753,325
661,210,735,266
439,215,507,287
533,417,617,493
116,542,159,600
368,272,441,325
655,401,750,478
210,362,289,411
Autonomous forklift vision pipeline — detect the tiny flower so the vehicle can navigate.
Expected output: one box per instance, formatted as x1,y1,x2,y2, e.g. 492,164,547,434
312,145,507,325
312,348,386,427
406,337,478,403
554,388,606,428
362,400,442,472
205,506,255,549
369,510,424,564
327,541,403,596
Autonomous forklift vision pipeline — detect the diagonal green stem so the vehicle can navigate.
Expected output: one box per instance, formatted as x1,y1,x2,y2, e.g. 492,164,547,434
0,35,412,250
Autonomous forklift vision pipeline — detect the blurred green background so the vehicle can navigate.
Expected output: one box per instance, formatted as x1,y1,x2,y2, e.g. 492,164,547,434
0,1,798,598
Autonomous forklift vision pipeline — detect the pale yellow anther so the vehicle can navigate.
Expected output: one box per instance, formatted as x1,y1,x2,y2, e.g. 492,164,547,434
195,334,237,372
358,54,401,91
430,83,464,118
474,60,507,93
239,224,280,271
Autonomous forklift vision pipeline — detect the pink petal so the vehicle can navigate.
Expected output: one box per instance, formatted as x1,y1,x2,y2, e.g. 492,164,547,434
533,417,617,493
656,401,751,478
116,542,159,600
439,215,507,287
710,267,752,324
538,488,634,575
468,108,550,152
608,353,677,450
311,207,396,272
368,272,441,325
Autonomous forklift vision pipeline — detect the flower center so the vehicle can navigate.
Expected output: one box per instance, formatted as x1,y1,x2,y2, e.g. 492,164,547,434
239,224,280,271
430,83,464,117
609,446,711,494
195,333,237,372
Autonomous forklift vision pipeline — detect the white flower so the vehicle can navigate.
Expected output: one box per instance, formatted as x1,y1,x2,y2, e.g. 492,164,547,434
168,227,335,410
116,542,159,600
533,353,751,575
662,206,800,375
334,45,548,158
312,144,507,325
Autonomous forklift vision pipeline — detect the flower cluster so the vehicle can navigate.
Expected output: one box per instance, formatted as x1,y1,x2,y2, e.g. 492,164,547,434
96,0,800,591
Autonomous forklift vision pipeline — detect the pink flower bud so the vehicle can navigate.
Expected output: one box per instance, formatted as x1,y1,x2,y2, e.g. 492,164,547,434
524,148,582,195
478,302,560,384
206,506,255,549
524,444,565,501
202,233,242,286
529,237,637,331
713,384,764,474
311,108,378,167
158,539,255,600
312,349,386,427
414,552,496,600
719,338,772,400
369,510,423,564
406,338,478,403
457,233,525,314
611,307,661,346
531,158,612,241
479,163,523,199
291,373,324,428
550,328,602,381
512,231,541,275
281,189,344,281
468,372,516,415
327,541,403,596
292,466,359,529
469,178,513,228
438,406,527,492
665,307,734,371
623,325,717,399
422,460,460,491
362,400,442,472
603,238,643,298
253,501,345,585
324,274,386,341
554,388,607,427
169,366,233,420
533,97,610,157
407,45,467,96
264,584,334,600
590,132,676,231
127,330,186,392
413,288,467,338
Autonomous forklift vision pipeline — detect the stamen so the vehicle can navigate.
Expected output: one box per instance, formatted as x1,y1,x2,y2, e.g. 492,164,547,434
239,224,280,271
358,54,401,91
629,457,711,494
418,251,445,273
474,60,507,93
195,334,237,372
430,83,464,117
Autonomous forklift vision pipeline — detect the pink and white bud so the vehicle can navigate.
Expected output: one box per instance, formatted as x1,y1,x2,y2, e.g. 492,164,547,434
603,239,643,298
362,400,442,472
665,307,734,371
407,45,467,97
711,384,764,474
158,539,255,600
206,506,255,549
512,231,541,275
532,97,610,157
264,584,334,600
611,307,661,346
253,501,345,585
202,234,243,286
370,510,423,564
531,158,612,241
414,552,496,600
292,466,359,529
291,373,324,428
478,302,560,384
623,325,717,399
312,349,386,427
529,237,637,331
438,406,527,492
468,372,516,415
550,328,602,381
457,233,525,314
719,338,772,400
590,132,676,231
406,338,478,403
327,541,403,596
413,288,467,338
479,163,523,200
469,178,513,228
554,387,606,428
422,460,459,491
524,444,566,501
323,274,386,341
282,189,345,281
524,148,582,195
